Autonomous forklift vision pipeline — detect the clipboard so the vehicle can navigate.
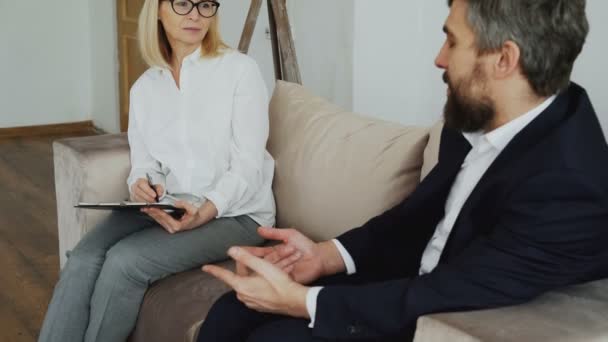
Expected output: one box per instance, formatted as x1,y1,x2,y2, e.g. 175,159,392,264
75,202,186,217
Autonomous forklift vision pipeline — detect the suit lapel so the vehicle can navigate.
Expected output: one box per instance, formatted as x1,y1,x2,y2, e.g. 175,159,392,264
419,127,472,201
402,127,472,228
439,83,584,259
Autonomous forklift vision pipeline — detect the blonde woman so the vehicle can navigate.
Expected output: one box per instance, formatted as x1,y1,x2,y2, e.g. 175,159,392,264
39,1,275,341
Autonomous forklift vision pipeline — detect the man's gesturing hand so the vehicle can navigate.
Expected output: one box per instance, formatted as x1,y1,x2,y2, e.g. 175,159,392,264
243,227,347,285
203,247,310,318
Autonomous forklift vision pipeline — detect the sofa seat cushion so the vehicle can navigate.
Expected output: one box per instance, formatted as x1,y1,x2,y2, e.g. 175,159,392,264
268,81,430,241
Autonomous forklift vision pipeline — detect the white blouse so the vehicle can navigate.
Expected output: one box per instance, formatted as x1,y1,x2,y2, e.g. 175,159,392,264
126,48,276,227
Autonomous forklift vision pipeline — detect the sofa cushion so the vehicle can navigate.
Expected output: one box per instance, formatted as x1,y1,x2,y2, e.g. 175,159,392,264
267,81,430,241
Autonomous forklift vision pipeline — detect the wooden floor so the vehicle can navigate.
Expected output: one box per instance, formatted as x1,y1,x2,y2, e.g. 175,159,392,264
0,131,98,342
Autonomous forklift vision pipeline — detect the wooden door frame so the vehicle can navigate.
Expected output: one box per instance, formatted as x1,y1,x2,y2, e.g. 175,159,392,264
116,0,141,132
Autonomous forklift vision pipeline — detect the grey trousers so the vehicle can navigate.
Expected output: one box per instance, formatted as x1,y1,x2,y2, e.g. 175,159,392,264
38,211,263,342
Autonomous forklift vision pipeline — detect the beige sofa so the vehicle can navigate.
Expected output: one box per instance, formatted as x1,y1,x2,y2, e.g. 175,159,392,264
53,81,608,341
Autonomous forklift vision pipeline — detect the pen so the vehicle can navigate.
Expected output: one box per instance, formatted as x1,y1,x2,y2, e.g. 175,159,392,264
146,173,159,202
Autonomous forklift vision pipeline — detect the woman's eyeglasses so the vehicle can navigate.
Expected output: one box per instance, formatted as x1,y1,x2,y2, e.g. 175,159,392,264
166,0,220,18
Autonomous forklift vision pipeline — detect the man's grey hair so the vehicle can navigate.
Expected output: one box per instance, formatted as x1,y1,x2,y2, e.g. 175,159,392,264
448,0,589,96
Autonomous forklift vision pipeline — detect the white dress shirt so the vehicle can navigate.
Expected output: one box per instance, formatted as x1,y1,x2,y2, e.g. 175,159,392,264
127,48,276,227
306,95,557,327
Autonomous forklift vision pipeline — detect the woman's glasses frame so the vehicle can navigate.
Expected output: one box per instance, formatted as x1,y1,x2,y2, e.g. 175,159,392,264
165,0,220,18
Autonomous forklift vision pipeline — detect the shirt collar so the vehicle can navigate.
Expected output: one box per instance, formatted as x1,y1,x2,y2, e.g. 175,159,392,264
184,46,202,65
463,94,557,153
154,46,202,74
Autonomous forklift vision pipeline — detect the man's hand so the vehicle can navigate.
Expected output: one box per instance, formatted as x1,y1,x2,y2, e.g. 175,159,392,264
142,200,218,234
245,227,347,284
130,178,164,203
203,247,310,318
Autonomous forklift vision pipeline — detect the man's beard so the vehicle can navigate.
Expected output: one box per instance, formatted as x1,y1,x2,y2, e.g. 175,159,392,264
443,64,495,132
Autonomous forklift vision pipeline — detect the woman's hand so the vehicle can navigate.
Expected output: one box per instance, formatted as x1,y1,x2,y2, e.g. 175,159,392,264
142,200,218,234
130,178,164,203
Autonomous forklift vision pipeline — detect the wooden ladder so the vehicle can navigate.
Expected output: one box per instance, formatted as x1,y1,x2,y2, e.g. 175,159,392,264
238,0,302,84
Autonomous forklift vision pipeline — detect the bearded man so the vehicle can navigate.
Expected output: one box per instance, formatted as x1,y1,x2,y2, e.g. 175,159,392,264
198,0,608,341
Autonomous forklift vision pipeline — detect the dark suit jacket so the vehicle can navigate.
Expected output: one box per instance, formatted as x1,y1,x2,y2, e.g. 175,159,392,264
313,83,608,340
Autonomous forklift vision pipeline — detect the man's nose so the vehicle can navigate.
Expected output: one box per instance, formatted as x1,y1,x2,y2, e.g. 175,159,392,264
435,43,448,69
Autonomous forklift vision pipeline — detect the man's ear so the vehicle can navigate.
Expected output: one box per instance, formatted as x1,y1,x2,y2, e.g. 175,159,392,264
493,40,521,79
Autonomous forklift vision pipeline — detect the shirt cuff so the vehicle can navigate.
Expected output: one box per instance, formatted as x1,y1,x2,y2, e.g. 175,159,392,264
127,170,165,193
204,191,228,218
306,286,324,328
332,239,357,275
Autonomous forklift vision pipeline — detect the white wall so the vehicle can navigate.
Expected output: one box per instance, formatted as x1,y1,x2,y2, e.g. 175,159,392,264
353,0,448,127
220,0,354,110
89,0,120,133
289,1,354,110
0,0,92,128
572,0,608,135
0,0,352,132
352,0,607,135
2,1,605,135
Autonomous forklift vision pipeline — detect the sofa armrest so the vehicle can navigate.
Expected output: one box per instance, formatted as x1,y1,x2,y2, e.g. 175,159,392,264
53,133,131,268
130,260,234,342
414,278,608,341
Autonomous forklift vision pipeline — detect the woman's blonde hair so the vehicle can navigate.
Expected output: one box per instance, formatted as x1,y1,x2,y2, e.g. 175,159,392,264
138,0,229,69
